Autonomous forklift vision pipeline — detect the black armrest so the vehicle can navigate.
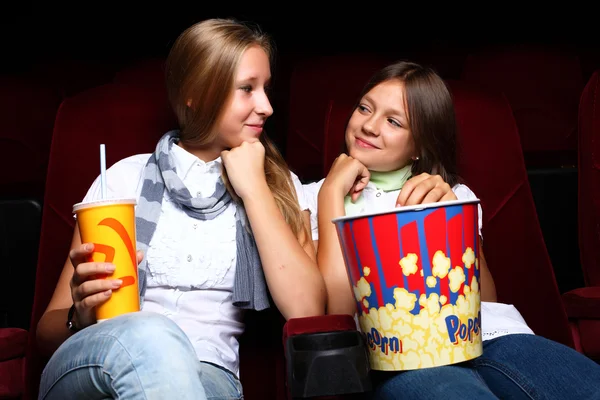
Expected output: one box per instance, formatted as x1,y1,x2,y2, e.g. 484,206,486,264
285,329,371,398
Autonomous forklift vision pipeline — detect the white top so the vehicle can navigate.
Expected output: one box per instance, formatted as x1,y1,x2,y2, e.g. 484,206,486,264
81,144,309,377
302,178,534,341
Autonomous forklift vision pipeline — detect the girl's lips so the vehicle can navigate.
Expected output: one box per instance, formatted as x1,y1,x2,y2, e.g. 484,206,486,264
355,137,378,149
246,125,263,134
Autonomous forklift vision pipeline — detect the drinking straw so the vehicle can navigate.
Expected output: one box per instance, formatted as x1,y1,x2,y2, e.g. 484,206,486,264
100,144,107,199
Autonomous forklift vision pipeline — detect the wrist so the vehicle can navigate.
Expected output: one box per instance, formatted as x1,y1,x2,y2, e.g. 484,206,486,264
239,179,270,203
319,181,345,202
66,304,81,333
318,188,346,218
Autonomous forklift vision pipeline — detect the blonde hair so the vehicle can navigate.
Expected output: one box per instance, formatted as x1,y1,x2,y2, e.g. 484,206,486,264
165,18,309,244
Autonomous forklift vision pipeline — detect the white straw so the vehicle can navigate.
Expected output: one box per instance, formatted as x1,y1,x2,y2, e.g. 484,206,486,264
100,144,107,199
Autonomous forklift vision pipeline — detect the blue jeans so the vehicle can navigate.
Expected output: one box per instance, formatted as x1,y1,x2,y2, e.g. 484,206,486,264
371,334,600,399
39,311,243,400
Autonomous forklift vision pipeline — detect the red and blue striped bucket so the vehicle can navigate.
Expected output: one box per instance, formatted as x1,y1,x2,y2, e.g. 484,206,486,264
333,199,483,371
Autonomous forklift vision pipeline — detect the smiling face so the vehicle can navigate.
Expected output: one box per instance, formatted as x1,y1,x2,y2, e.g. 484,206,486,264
214,45,274,150
345,79,416,172
178,44,274,161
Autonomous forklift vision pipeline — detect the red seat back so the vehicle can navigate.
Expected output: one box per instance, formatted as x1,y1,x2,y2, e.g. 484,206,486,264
24,83,177,399
577,70,600,286
461,45,583,166
0,75,61,198
447,80,573,346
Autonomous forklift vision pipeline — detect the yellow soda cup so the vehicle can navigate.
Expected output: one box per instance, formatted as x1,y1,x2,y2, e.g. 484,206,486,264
73,198,140,322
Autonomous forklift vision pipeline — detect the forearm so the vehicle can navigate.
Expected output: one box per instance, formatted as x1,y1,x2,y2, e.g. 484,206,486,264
242,183,326,319
317,188,356,315
36,308,75,356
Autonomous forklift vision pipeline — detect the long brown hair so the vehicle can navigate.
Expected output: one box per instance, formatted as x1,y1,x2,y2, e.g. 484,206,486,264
165,18,309,243
346,61,460,187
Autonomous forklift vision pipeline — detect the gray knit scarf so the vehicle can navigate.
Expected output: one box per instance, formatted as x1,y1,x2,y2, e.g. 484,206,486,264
135,130,269,311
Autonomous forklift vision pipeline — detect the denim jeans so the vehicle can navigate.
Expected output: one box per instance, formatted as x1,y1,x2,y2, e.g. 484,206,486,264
39,311,243,400
371,334,600,399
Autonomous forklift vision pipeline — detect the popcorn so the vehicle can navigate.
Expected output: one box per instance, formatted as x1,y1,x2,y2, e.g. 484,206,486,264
355,249,482,371
462,247,475,269
448,266,466,293
353,277,371,302
394,288,417,311
400,253,419,276
432,250,451,278
426,276,437,288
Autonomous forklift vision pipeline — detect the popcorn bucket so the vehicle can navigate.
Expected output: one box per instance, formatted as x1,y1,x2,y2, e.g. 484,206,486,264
332,199,483,371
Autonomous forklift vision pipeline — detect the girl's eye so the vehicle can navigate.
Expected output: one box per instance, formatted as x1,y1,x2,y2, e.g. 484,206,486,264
388,118,402,128
240,85,252,93
357,104,369,112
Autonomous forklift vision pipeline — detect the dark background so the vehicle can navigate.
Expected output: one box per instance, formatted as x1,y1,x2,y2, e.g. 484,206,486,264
2,6,597,71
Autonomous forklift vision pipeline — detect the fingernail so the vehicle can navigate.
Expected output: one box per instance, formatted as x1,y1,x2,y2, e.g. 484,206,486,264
84,244,92,251
104,289,112,296
112,279,122,288
105,264,116,272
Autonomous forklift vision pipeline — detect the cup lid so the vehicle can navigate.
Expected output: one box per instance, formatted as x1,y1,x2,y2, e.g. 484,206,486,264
72,198,137,214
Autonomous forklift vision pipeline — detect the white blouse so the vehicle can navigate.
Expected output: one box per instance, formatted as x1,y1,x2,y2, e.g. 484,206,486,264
81,144,309,378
